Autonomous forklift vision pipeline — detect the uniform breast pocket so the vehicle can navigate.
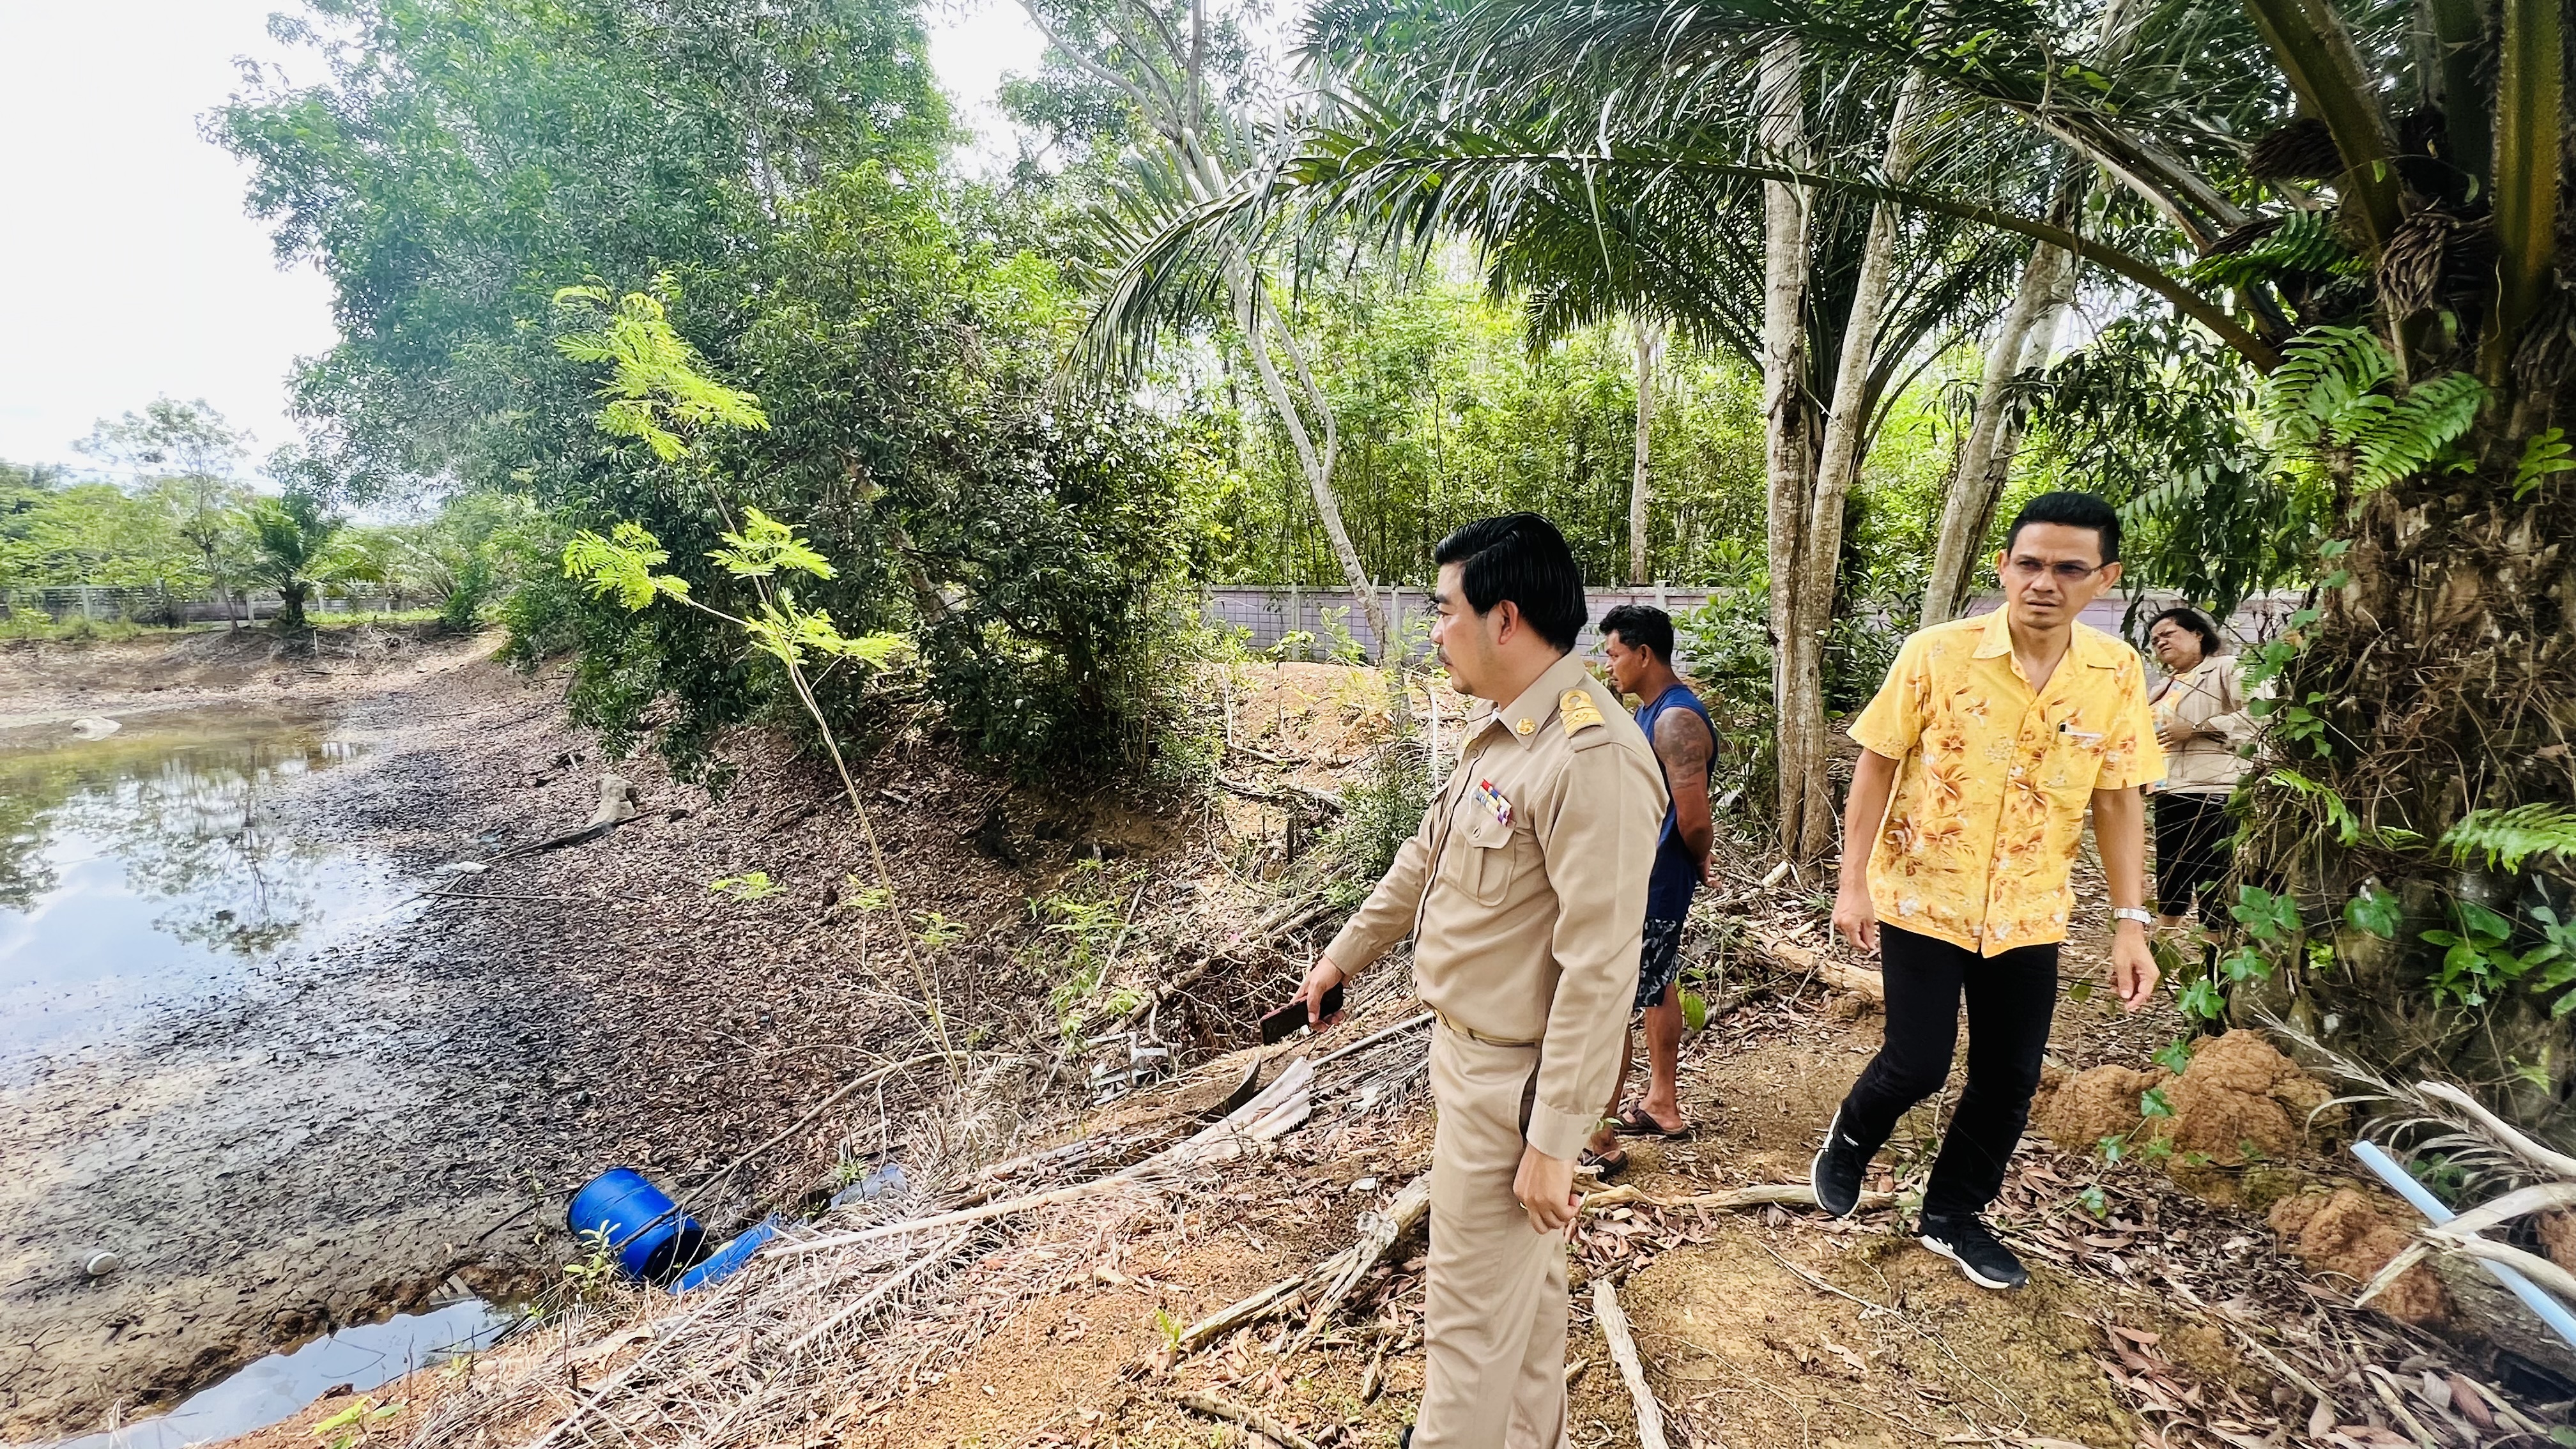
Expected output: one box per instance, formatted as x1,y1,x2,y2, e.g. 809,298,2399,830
1445,813,1522,906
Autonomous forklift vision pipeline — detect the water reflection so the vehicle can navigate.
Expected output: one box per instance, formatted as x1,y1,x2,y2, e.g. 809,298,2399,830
43,1298,514,1449
0,710,411,1068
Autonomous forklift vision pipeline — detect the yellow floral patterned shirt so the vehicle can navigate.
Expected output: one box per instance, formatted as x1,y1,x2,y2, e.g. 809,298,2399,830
1848,609,2163,955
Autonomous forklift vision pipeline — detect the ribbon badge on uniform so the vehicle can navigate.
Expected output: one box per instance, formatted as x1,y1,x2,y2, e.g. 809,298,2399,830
1473,778,1513,828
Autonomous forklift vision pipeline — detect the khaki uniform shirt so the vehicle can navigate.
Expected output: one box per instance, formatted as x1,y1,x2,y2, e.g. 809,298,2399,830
1324,652,1668,1160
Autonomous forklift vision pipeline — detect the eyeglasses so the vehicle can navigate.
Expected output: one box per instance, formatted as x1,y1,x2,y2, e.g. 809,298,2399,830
2007,558,2106,584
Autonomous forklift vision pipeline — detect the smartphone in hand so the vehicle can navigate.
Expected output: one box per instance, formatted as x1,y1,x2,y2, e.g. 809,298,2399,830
1259,983,1344,1044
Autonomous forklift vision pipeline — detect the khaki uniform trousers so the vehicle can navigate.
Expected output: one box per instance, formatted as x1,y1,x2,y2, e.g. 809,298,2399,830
1418,1022,1568,1448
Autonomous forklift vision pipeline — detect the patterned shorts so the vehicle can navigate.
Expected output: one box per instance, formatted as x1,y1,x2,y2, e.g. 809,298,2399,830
1635,915,1688,1013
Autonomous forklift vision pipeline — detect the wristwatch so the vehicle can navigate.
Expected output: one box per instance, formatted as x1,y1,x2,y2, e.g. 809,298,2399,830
2112,907,2156,928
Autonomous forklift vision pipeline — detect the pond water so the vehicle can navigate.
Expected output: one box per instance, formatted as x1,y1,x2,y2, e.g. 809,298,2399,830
0,708,418,1073
43,1298,517,1449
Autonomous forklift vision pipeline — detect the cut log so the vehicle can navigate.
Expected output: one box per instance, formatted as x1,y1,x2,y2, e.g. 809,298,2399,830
1756,933,1883,1000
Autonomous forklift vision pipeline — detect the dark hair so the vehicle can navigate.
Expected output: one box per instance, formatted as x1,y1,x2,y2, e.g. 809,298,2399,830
1598,603,1676,664
2145,606,2225,659
2003,490,2122,564
1433,512,1586,652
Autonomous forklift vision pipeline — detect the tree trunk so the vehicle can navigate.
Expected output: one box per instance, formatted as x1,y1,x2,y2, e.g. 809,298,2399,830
1919,245,2077,623
2248,466,2576,1128
1776,68,1931,860
1628,316,1664,585
1234,268,1393,662
1756,38,1830,859
1920,176,2087,625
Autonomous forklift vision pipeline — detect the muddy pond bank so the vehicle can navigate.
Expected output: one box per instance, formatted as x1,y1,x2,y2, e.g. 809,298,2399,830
1,628,1175,1443
0,633,592,1441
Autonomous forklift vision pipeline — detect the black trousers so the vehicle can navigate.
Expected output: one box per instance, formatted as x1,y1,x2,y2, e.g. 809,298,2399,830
2154,792,2233,922
1834,923,2058,1220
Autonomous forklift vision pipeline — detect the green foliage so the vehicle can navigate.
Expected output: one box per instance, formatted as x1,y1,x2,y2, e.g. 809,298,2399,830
243,491,374,630
553,278,770,461
2513,429,2575,500
2345,884,2405,940
2422,900,2526,1007
2181,212,2361,292
2153,1038,2195,1075
708,871,777,901
2439,804,2576,872
2231,884,2303,943
2037,314,2320,618
2257,327,2484,489
2139,1086,2175,1119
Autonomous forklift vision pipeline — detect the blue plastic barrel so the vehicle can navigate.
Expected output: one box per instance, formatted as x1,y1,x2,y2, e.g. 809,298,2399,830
567,1168,707,1282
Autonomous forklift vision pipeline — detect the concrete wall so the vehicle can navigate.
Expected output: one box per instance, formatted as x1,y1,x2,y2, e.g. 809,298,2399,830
1200,585,2301,668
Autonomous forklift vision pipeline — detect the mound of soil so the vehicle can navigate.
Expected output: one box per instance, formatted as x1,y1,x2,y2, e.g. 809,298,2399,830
2542,1209,2576,1273
2037,1062,2170,1152
2149,1031,2343,1203
2268,1188,2450,1326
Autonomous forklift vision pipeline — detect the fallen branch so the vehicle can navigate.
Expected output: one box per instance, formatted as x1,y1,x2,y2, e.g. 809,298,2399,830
1169,1390,1318,1449
688,1052,950,1204
779,1060,1313,1261
1310,1009,1434,1070
769,1174,1153,1259
1177,1175,1432,1354
1581,1183,1894,1213
1757,933,1885,1000
1592,1278,1669,1449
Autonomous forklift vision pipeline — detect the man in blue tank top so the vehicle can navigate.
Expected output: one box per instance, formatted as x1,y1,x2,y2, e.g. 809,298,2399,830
1583,604,1717,1176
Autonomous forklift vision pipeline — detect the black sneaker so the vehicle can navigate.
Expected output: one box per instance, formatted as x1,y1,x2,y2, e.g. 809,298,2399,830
1809,1106,1867,1217
1919,1213,2028,1291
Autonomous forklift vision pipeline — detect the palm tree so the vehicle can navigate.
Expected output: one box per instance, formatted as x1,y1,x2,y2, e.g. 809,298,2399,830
1092,0,2052,854
243,493,372,631
1164,0,2567,1100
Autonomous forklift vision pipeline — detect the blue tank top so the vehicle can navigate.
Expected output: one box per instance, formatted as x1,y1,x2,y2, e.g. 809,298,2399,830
1636,682,1716,921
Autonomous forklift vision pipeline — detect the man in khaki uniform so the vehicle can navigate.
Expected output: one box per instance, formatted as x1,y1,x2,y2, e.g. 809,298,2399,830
1294,513,1666,1448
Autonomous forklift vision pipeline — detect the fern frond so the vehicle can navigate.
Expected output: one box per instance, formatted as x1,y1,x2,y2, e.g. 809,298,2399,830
2186,212,2362,291
2347,371,2485,488
2515,429,2575,500
2441,803,2576,872
2257,325,2393,445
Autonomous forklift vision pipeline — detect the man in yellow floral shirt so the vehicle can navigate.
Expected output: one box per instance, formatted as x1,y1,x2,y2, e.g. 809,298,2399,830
1812,492,2164,1292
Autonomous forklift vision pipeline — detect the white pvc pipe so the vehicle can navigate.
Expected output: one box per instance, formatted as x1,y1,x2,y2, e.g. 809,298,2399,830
2350,1140,2576,1354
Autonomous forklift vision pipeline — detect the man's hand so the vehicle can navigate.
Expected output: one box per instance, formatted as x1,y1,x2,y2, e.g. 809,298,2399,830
1294,955,1349,1027
1513,1144,1580,1235
1832,877,1879,956
2111,924,2159,1012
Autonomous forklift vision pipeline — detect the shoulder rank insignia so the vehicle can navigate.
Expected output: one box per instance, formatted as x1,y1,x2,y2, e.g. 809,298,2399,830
1558,687,1604,736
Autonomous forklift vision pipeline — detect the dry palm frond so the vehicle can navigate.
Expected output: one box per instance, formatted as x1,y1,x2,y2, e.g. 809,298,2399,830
2262,1015,2573,1198
2249,118,2343,180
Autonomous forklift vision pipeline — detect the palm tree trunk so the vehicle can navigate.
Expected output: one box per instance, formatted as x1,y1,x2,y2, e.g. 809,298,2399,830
1628,315,1664,584
1757,38,1829,859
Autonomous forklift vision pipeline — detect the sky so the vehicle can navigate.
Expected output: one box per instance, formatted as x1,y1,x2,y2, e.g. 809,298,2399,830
0,0,1047,476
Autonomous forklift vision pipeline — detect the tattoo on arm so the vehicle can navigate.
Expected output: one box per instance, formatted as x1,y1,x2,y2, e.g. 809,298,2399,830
1653,709,1714,781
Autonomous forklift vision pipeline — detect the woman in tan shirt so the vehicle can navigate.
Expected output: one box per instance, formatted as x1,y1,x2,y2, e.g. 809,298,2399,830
2145,607,2253,930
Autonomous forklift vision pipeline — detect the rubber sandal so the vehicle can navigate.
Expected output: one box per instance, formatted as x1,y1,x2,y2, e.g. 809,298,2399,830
1609,1103,1690,1139
1579,1148,1631,1183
